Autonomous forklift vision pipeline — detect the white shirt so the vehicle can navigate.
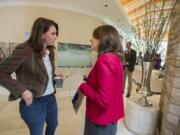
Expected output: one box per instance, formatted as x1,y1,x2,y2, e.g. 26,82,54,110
42,50,55,96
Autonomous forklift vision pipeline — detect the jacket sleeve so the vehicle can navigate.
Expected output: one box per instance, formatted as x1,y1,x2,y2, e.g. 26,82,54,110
0,45,27,96
79,60,115,109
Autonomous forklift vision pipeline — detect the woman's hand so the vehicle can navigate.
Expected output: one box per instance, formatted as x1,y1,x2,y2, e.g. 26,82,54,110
21,90,33,106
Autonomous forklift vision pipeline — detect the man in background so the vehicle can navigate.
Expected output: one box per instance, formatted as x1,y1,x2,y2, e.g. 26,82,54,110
124,42,137,97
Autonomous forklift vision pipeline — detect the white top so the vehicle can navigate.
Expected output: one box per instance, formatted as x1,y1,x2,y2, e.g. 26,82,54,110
42,49,55,96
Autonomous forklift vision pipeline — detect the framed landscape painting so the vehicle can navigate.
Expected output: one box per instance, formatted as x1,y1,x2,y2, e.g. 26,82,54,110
57,42,92,67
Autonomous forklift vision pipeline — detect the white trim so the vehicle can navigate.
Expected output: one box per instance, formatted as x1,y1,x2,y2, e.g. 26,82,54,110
114,0,132,25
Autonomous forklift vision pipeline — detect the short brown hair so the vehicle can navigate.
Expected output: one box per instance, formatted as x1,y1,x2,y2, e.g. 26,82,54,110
93,25,123,57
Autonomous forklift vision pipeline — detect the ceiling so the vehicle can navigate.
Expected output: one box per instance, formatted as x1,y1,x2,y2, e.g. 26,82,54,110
0,0,132,36
121,0,176,40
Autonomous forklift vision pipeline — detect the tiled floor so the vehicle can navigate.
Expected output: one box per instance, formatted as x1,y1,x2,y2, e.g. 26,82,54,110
0,67,162,135
0,94,134,135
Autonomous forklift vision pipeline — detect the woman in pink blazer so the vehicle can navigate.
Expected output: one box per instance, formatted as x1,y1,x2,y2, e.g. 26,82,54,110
78,25,124,135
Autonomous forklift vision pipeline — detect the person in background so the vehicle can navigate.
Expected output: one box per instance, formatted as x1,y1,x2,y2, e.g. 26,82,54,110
0,17,59,135
154,54,161,70
78,25,124,135
124,41,137,97
137,51,143,65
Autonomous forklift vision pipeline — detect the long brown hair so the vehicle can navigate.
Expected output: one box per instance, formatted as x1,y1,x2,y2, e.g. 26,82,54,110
92,25,123,58
25,17,59,59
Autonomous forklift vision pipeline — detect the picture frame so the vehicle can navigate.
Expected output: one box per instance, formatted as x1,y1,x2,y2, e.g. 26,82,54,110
57,42,92,67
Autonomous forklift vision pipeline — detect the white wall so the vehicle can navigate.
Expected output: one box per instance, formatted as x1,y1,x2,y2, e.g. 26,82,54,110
0,6,103,43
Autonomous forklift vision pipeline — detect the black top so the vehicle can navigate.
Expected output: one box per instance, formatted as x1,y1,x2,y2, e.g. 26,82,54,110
124,49,137,72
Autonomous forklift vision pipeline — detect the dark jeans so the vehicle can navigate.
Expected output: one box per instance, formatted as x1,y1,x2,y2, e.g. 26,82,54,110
84,118,117,135
19,94,58,135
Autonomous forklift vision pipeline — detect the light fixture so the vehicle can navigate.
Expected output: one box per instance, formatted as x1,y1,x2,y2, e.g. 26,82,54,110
104,4,108,7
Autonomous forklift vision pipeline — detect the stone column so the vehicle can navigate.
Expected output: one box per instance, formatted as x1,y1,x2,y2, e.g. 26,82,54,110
158,1,180,135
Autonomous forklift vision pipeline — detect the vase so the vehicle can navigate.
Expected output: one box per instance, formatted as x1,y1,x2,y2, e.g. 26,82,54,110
137,61,154,106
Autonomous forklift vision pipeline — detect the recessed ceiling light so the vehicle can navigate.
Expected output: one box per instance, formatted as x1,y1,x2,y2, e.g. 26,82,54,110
104,4,108,7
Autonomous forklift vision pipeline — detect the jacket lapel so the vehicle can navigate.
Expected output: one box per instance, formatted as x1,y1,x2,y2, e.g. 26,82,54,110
49,55,55,76
34,53,47,75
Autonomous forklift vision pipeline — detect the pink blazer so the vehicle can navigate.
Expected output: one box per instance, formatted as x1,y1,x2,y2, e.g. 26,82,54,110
79,52,124,125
